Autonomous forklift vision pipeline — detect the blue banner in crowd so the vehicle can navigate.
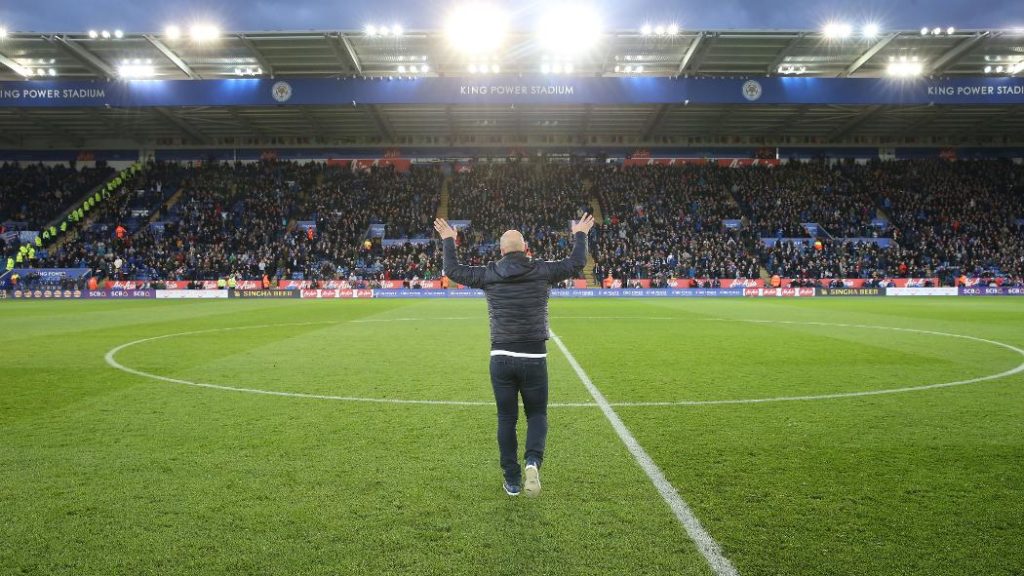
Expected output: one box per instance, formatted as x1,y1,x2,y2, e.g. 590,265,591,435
1,76,1022,108
8,268,90,280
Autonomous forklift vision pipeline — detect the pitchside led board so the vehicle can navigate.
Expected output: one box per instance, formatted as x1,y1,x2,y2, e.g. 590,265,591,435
0,77,1022,108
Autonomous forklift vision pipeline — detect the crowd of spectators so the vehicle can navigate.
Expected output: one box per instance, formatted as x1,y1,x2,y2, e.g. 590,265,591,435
448,161,593,255
591,164,760,282
6,157,1023,287
302,165,442,281
857,159,1024,279
754,160,1024,282
1,162,114,258
730,162,884,238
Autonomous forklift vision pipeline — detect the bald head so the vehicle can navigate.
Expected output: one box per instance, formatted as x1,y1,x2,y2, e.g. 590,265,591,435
499,230,526,255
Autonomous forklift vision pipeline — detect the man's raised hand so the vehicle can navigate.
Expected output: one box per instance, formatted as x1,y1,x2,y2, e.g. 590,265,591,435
571,213,595,235
434,218,458,240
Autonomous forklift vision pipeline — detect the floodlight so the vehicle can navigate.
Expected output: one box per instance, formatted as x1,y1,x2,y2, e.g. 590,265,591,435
421,64,429,73
552,63,563,73
947,27,955,35
365,25,377,36
995,66,1004,73
48,68,56,76
623,65,633,73
88,29,98,38
114,29,123,39
0,27,7,39
862,23,880,38
654,25,665,35
564,63,574,73
984,65,992,73
165,25,181,40
36,68,45,75
537,5,603,56
445,4,508,54
410,65,419,73
491,63,500,73
823,22,852,39
235,67,242,75
468,63,478,73
887,62,923,77
379,26,391,36
667,24,679,35
392,25,403,36
119,63,155,78
931,27,941,35
190,24,220,42
640,24,652,36
541,63,551,73
920,27,928,35
635,65,643,72
101,30,111,39
398,65,407,73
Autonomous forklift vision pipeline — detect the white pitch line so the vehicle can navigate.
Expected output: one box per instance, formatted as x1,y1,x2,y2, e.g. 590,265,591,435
103,322,597,408
550,330,740,576
105,318,1024,408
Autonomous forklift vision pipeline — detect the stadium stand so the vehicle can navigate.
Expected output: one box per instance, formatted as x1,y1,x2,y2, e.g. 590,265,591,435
6,158,1024,288
0,162,114,257
590,164,760,284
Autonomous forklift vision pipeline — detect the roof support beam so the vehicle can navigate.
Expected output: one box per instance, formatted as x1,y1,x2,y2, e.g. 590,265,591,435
841,33,898,77
0,48,31,77
144,35,200,79
367,105,394,142
298,108,329,142
445,106,458,144
904,105,947,134
579,104,593,143
238,34,274,77
928,32,991,75
827,105,884,142
676,32,706,76
0,127,21,146
642,104,671,140
337,34,363,74
153,107,209,145
48,35,116,79
227,108,267,141
22,110,85,147
766,33,807,74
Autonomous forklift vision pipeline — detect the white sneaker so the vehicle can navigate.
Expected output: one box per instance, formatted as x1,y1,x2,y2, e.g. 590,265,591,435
524,463,541,497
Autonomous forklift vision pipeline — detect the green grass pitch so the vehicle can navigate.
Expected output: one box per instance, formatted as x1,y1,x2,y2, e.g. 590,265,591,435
1,297,1023,575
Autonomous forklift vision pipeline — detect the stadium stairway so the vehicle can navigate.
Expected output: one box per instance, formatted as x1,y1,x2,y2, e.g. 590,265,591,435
151,187,185,223
583,184,602,287
44,168,142,254
436,175,452,219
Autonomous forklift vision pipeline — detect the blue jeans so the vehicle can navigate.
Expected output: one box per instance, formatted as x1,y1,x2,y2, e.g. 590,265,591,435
489,355,549,484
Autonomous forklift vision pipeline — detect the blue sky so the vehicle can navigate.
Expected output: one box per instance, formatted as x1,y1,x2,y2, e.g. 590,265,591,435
1,0,1018,33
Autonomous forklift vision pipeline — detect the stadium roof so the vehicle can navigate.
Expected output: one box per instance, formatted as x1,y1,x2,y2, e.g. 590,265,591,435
1,28,1022,149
